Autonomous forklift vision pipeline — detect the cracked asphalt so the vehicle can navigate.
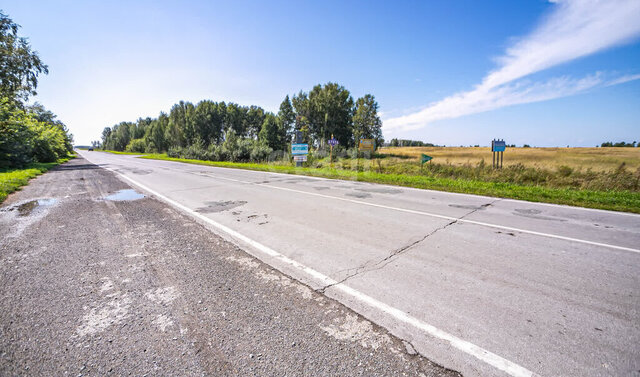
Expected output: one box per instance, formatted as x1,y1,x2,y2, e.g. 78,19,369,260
0,157,459,376
75,151,640,377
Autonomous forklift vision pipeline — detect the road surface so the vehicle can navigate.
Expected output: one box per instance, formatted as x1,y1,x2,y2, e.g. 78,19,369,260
77,151,640,377
0,156,457,376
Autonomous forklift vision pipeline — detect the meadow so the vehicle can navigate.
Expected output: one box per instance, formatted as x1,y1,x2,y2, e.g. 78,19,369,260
378,146,640,171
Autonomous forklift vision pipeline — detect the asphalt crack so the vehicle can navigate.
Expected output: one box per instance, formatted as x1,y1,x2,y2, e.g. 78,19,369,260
317,198,501,293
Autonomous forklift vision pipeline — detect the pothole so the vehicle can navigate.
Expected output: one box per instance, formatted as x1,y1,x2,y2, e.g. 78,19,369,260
103,189,145,201
3,198,59,217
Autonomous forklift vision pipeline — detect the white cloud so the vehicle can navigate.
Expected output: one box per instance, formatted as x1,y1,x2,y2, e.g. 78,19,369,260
385,0,640,132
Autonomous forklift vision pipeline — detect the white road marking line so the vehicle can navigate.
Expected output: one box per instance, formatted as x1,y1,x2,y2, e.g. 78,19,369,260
105,167,535,377
196,172,640,254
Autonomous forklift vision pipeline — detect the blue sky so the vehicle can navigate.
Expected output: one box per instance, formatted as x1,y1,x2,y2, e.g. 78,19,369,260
4,0,640,146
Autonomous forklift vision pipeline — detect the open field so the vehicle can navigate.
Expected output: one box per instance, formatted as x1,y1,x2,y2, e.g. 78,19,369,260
0,157,72,203
379,146,640,171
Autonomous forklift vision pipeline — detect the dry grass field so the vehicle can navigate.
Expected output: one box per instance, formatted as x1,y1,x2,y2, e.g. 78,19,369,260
379,147,640,172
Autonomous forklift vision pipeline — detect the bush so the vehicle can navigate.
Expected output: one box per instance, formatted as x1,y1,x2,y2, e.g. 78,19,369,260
1,99,72,167
167,146,183,158
125,138,147,153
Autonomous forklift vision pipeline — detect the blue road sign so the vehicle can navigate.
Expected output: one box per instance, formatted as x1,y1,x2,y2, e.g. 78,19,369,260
328,138,339,147
292,143,309,155
492,140,506,152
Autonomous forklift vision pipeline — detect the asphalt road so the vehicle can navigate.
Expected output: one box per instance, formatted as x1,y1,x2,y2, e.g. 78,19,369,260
73,151,640,377
0,156,458,377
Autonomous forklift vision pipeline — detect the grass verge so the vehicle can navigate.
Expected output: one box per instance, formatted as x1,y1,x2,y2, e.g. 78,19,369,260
0,157,73,204
139,154,640,213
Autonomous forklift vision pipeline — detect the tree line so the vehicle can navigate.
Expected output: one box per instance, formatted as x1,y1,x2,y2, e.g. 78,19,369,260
100,83,383,162
0,11,73,168
600,141,638,147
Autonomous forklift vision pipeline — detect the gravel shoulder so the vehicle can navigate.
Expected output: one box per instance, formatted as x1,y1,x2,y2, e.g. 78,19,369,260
0,156,460,376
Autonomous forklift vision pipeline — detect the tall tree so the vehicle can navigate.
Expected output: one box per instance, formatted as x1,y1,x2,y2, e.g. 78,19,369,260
244,105,266,139
0,11,48,104
225,103,246,137
292,91,311,142
259,113,285,151
353,94,383,148
278,95,295,142
194,100,222,146
144,112,168,152
166,101,194,147
308,83,354,147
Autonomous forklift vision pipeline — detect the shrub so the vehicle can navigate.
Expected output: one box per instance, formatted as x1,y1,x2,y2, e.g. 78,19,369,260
125,138,146,153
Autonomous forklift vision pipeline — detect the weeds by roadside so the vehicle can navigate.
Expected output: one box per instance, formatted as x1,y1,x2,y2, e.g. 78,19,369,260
0,157,72,203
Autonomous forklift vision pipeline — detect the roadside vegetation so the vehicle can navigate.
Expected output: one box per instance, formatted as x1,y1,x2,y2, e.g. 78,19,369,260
98,84,384,164
0,158,71,203
0,11,74,201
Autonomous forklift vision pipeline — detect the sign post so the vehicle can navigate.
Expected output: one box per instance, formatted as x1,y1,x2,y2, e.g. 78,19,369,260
328,135,339,166
421,154,432,170
491,139,506,169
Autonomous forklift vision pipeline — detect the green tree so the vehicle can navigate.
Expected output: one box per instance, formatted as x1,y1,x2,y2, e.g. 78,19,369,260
278,95,295,142
225,103,247,137
259,113,285,150
0,97,33,167
194,100,224,146
308,83,354,147
353,94,383,149
143,113,168,152
244,105,265,139
0,11,48,104
166,101,194,147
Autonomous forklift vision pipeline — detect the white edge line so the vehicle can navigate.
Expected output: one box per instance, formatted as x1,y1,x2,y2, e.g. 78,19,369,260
104,166,535,377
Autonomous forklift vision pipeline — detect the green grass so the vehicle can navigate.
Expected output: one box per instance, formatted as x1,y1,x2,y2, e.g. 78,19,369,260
0,157,72,203
139,154,640,213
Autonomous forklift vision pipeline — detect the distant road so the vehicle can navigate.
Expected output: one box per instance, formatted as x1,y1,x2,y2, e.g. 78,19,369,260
80,151,640,377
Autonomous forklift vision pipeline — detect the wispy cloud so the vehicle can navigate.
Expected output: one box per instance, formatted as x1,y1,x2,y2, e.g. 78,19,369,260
385,0,640,132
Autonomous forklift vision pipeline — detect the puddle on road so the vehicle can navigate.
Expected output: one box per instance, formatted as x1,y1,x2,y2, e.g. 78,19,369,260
196,200,247,213
12,198,59,217
103,189,145,201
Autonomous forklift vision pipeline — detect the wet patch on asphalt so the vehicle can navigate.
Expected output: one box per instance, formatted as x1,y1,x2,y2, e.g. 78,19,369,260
355,187,403,194
0,198,60,238
513,208,567,222
345,192,372,199
103,189,145,201
314,186,331,191
196,200,247,213
448,204,488,210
